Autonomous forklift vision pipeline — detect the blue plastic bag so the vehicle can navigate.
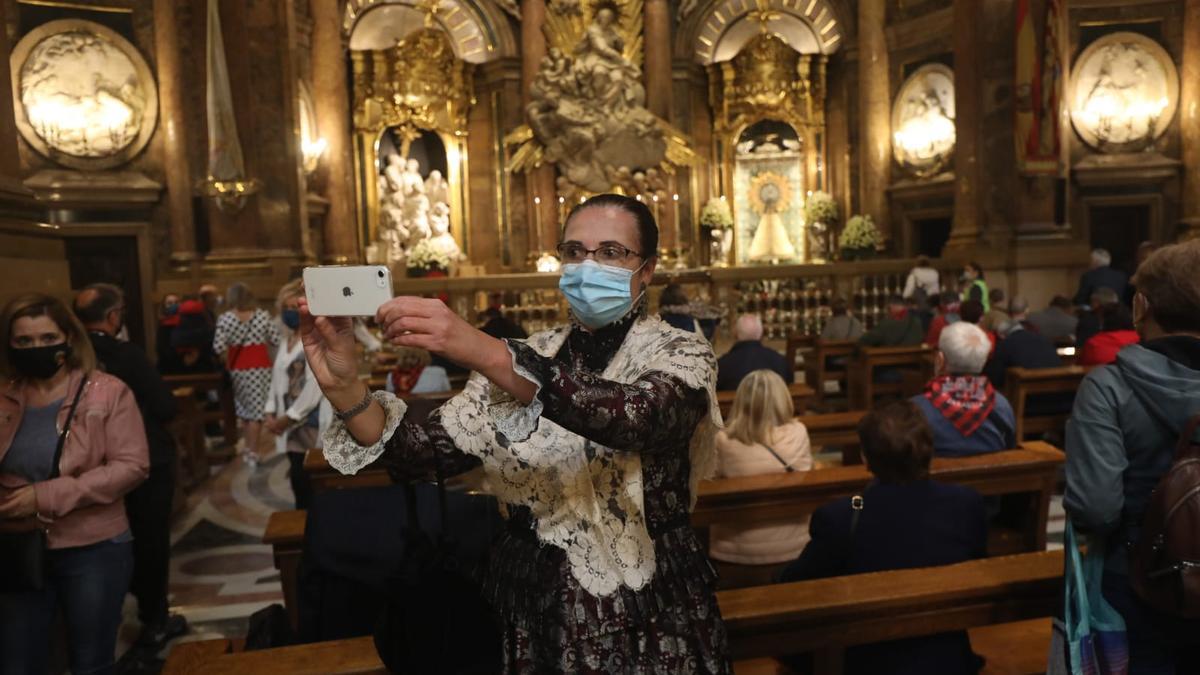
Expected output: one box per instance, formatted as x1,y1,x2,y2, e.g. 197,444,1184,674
1062,520,1129,675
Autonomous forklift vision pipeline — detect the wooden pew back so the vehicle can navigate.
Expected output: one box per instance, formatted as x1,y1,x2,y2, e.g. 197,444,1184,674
804,339,857,405
849,344,934,409
1005,365,1088,440
164,372,238,449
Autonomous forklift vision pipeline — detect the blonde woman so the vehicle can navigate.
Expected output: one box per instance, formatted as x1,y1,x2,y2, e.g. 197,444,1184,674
709,369,812,587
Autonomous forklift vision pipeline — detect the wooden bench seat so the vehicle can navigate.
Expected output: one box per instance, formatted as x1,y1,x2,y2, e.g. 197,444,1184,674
1006,365,1089,440
849,344,934,410
164,372,238,449
803,339,857,405
164,552,1060,675
269,443,1063,627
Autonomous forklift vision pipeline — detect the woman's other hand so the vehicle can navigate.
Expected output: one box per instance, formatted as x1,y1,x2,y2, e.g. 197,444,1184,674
0,485,37,519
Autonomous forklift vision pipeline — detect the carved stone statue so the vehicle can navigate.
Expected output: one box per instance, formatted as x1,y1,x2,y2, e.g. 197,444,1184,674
425,169,449,207
427,202,463,261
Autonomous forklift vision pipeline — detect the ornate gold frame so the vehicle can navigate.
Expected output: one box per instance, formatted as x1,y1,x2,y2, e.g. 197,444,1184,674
708,31,828,262
351,28,475,253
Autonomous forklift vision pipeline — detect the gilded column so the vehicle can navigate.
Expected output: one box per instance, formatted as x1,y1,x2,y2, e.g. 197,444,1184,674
154,0,197,264
643,0,672,120
946,0,983,252
311,0,359,262
857,0,890,237
1180,0,1200,240
522,0,557,255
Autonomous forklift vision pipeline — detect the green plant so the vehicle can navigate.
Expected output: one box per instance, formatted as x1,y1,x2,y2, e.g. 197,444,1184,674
699,197,734,229
838,214,880,251
803,191,838,224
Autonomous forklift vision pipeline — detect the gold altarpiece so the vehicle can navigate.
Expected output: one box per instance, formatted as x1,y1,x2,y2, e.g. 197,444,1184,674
351,28,474,259
709,33,828,264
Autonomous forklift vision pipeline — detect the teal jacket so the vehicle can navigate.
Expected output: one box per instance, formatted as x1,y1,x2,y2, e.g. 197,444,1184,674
1064,336,1200,574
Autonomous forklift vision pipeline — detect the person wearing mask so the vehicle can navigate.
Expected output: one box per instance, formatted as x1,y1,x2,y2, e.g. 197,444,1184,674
902,256,940,312
1027,295,1078,344
1064,239,1200,672
213,282,280,467
924,294,961,348
780,401,986,675
959,262,989,310
0,293,150,674
980,288,1010,333
716,314,793,391
913,321,1015,457
709,370,812,588
820,297,864,341
1075,287,1121,351
73,284,189,650
301,193,730,671
858,295,924,348
1073,248,1128,308
1078,302,1140,367
264,280,326,509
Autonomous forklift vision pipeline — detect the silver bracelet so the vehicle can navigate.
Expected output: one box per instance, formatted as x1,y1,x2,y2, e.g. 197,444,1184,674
333,389,373,421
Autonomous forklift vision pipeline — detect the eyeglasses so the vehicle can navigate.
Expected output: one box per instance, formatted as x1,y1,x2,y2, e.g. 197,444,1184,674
555,242,642,264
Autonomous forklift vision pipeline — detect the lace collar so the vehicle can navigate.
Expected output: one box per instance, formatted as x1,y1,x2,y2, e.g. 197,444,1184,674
564,298,646,372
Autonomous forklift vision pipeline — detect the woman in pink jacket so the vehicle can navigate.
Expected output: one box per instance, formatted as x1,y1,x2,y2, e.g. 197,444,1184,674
0,293,150,675
709,369,812,588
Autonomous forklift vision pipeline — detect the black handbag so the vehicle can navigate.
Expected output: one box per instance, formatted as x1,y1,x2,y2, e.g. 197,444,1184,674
0,375,87,593
373,449,501,674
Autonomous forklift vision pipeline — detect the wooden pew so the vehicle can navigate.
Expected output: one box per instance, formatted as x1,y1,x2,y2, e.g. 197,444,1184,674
164,551,1060,675
785,333,814,383
164,372,238,449
801,410,867,465
302,407,862,494
268,443,1063,628
803,339,857,405
1005,365,1088,441
715,381,815,419
849,344,934,410
169,388,208,490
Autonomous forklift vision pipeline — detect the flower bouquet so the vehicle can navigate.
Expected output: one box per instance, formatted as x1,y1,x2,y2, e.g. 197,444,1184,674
838,214,881,260
406,239,452,277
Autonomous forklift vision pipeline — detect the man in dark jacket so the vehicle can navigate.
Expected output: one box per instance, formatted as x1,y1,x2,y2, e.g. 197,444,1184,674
75,284,188,649
716,314,793,390
859,295,925,348
1073,248,1128,307
1075,286,1120,349
1065,240,1200,671
984,297,1063,389
781,401,987,675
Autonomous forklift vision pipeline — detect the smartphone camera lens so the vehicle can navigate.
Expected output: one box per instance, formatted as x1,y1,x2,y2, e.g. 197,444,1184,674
377,270,384,278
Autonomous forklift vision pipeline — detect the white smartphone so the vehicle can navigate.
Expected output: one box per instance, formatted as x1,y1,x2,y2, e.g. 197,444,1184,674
303,265,393,317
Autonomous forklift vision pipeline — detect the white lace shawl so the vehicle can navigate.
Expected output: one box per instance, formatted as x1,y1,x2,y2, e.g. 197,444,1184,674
321,315,722,596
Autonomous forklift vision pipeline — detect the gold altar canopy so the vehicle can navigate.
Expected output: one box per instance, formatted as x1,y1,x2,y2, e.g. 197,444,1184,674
351,26,474,263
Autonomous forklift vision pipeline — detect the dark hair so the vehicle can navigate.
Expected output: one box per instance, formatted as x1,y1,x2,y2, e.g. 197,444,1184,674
965,261,984,279
831,297,848,316
1131,239,1200,333
659,283,688,307
74,283,124,325
1050,295,1073,310
1098,302,1135,332
988,288,1005,304
916,255,931,267
565,193,659,259
858,400,933,483
960,299,984,324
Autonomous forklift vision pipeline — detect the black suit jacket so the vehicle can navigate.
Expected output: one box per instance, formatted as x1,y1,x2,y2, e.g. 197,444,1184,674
716,341,794,391
781,480,988,675
985,328,1073,416
88,331,177,466
1074,266,1128,307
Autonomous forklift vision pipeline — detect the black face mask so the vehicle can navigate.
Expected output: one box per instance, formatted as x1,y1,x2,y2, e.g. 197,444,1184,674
9,343,71,380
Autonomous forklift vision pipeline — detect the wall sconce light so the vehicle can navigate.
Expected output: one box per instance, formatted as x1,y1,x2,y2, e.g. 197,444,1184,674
197,176,262,214
891,114,956,161
302,136,328,175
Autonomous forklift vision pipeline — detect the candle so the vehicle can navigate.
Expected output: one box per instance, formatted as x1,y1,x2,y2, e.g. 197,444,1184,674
672,193,684,269
533,196,542,251
557,196,565,226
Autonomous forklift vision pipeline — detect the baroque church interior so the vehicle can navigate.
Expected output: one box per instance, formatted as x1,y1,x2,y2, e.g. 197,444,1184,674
0,0,1198,672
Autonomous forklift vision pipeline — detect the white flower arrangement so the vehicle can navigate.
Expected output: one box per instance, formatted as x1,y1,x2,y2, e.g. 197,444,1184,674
804,191,838,225
838,214,881,251
406,239,452,272
699,197,734,229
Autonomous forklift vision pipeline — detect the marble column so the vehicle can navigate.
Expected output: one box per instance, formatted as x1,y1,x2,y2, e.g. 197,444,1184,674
857,0,890,237
521,0,557,256
1180,0,1200,239
946,0,983,252
643,0,673,120
154,0,197,264
311,0,358,262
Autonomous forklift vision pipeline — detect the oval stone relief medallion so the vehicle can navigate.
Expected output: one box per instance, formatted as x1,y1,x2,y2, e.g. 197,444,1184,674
891,63,956,178
10,19,159,170
1069,31,1178,153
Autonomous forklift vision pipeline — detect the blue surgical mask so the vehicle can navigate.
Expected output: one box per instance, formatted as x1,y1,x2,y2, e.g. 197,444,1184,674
559,259,645,329
281,309,300,330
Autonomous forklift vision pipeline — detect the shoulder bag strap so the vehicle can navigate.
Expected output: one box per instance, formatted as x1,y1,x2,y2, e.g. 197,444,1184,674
49,374,89,480
760,443,795,472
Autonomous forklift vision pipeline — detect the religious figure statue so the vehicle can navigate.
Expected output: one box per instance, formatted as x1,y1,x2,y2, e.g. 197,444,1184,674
746,173,798,262
427,202,464,262
425,169,449,207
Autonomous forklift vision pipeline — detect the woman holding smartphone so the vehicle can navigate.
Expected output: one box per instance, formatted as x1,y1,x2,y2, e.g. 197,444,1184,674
301,194,730,673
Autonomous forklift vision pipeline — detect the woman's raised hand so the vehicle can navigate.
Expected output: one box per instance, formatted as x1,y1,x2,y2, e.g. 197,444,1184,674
297,297,361,401
375,296,494,372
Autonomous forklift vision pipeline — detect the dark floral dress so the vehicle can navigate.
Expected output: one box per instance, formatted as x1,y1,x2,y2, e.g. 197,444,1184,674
368,308,731,673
